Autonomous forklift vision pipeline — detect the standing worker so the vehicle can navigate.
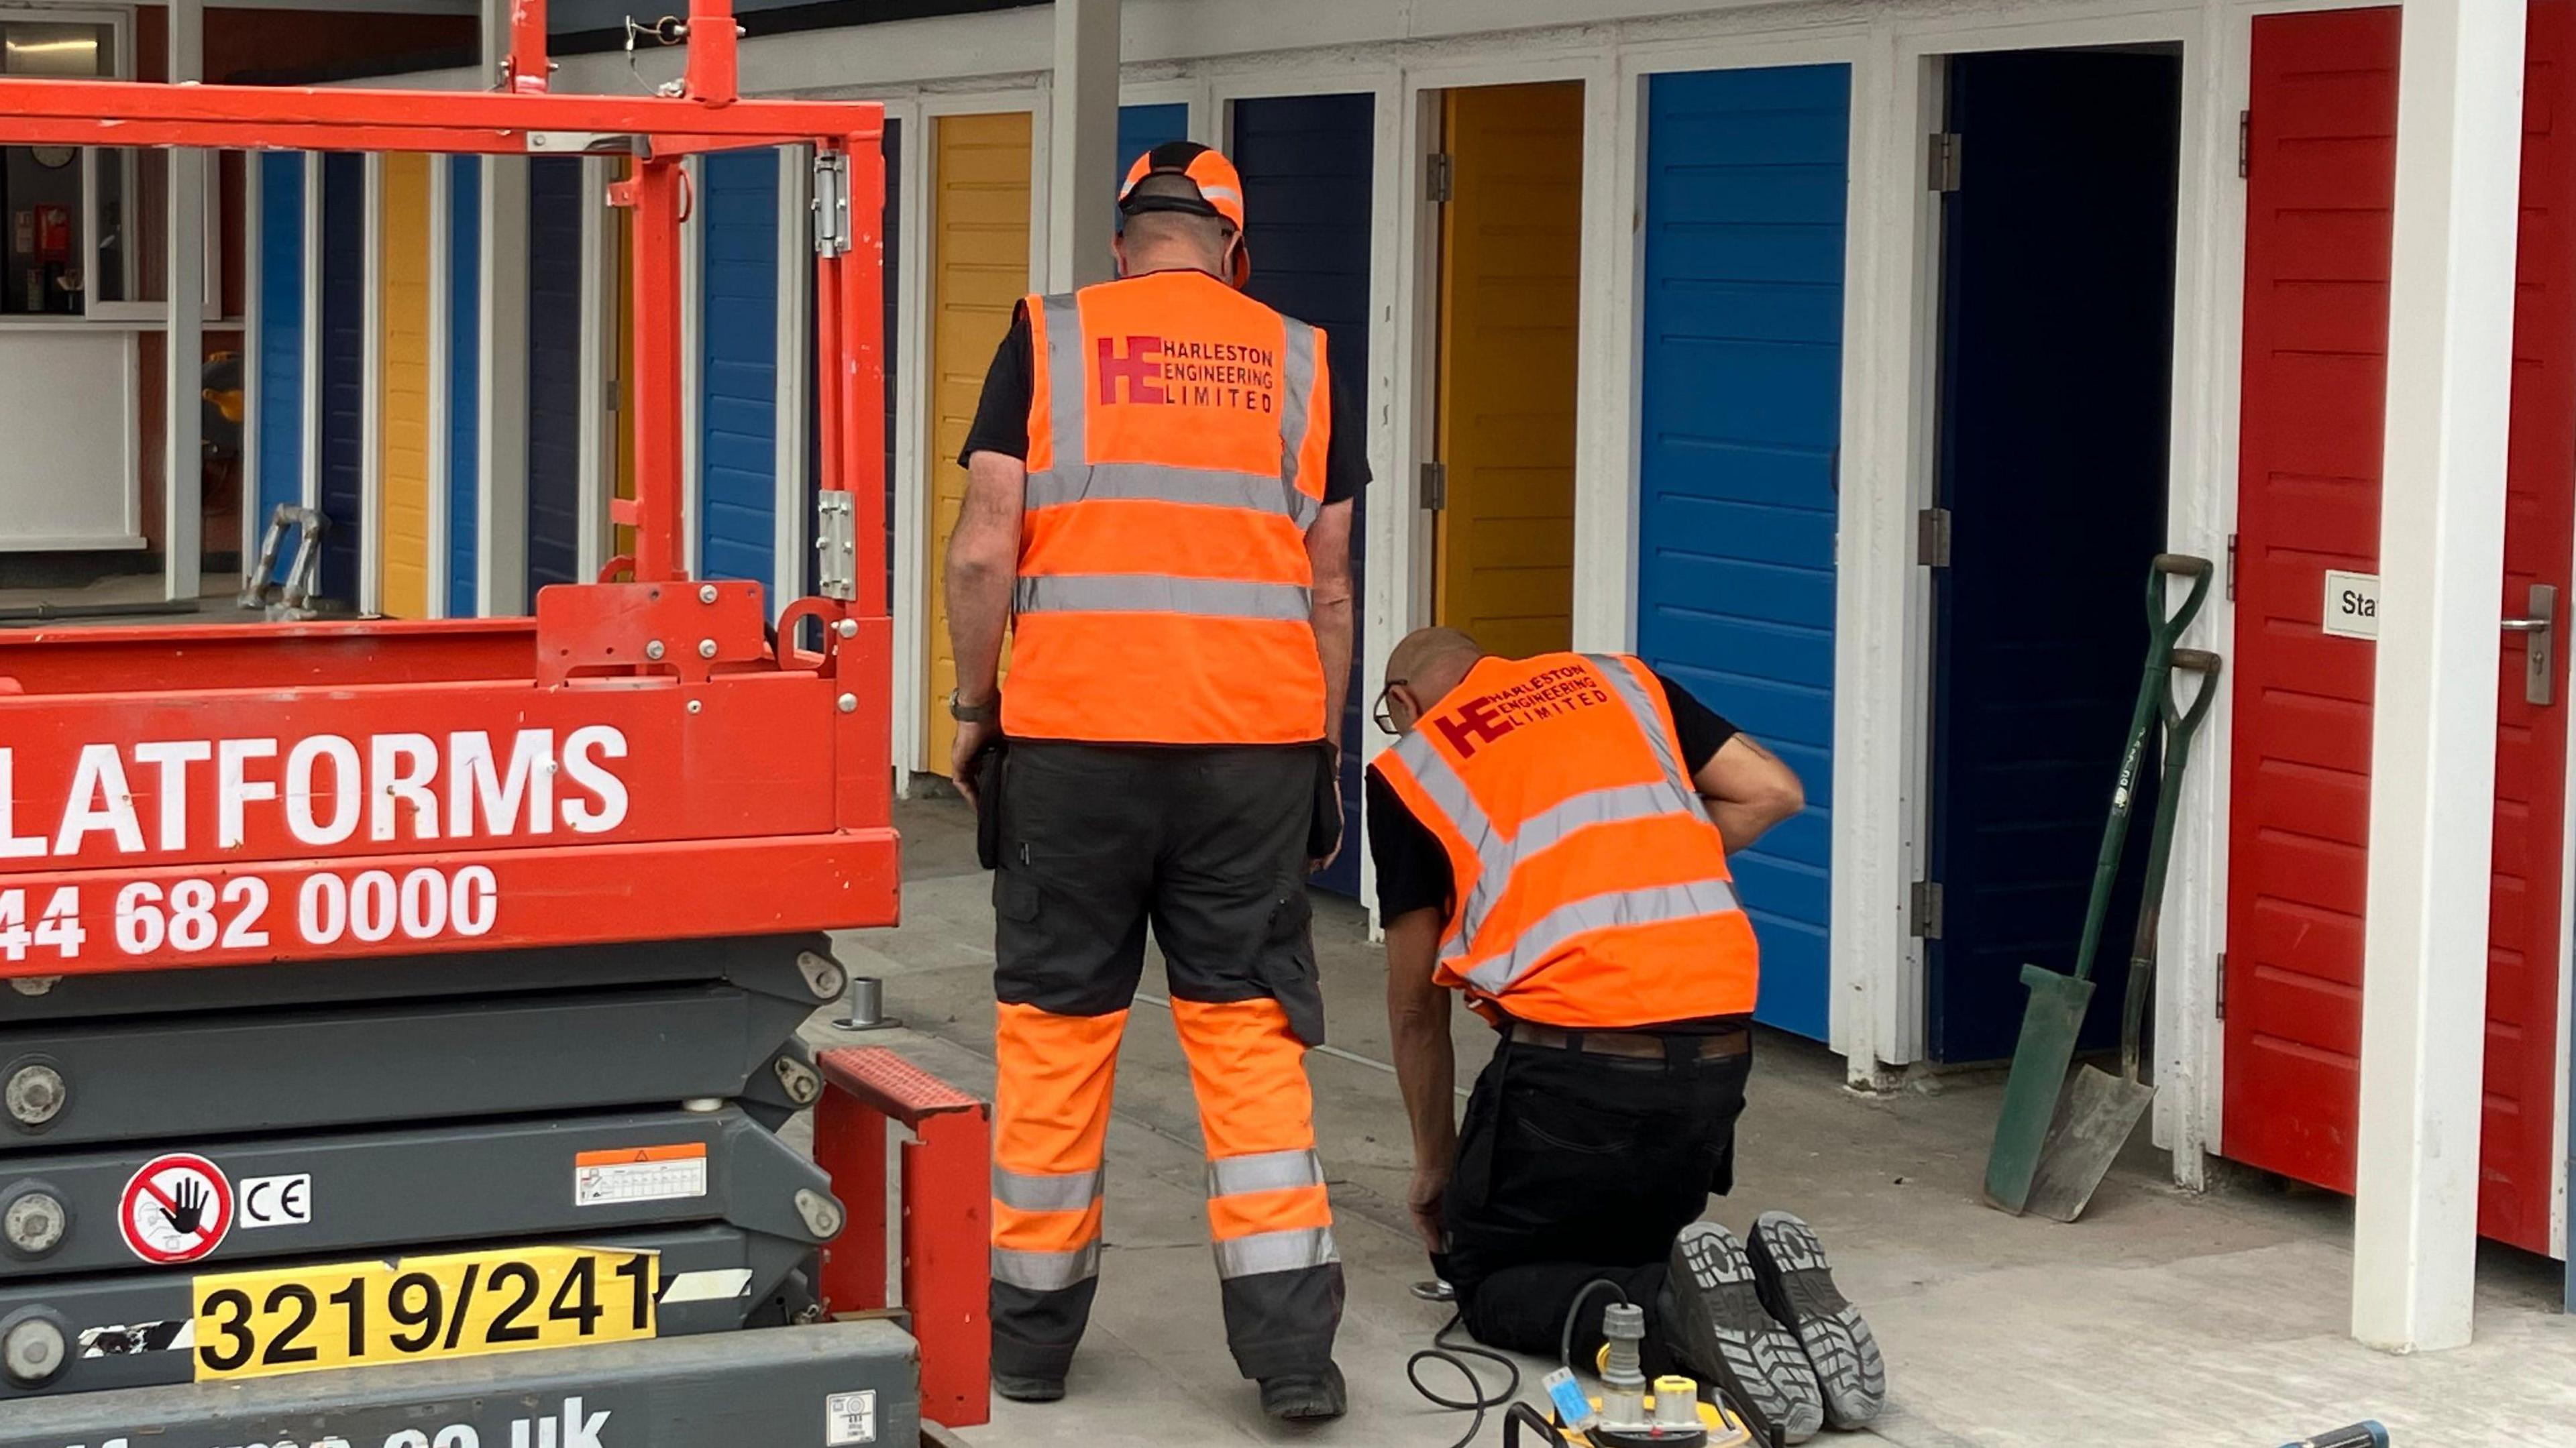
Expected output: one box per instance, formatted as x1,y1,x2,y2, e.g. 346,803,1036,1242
942,142,1363,1421
1368,627,1885,1445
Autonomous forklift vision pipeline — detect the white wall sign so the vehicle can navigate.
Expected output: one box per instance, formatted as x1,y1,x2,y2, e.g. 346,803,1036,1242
2324,569,2380,640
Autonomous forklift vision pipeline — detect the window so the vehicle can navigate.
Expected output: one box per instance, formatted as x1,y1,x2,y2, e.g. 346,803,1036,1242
0,18,113,315
0,11,221,321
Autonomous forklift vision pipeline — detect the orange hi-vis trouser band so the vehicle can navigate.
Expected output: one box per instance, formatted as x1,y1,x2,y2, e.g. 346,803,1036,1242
1172,997,1338,1278
990,1000,1338,1287
991,1003,1122,1295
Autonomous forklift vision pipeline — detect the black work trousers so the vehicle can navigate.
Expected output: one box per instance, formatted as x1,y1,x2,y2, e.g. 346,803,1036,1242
987,741,1344,1384
1434,1029,1752,1366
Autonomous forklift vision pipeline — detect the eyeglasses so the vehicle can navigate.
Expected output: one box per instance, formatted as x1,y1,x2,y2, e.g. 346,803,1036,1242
1373,679,1407,737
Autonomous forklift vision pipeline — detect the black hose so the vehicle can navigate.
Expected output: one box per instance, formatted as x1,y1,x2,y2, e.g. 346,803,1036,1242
1410,1278,1632,1447
1407,1311,1523,1448
1560,1278,1631,1379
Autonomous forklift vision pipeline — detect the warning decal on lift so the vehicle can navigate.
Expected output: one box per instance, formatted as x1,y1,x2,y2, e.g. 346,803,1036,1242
119,1153,235,1265
574,1142,710,1207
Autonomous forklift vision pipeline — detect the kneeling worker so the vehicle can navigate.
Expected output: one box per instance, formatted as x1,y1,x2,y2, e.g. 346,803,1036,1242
1366,628,1884,1444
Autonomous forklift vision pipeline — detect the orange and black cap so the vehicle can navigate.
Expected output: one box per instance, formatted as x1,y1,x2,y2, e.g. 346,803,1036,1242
1117,141,1252,287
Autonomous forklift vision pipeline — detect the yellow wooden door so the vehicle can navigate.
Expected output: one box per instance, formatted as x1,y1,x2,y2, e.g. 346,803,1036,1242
924,112,1032,774
1434,82,1584,657
377,153,433,619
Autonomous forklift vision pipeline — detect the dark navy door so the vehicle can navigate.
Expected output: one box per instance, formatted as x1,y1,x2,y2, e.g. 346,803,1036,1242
1927,51,2182,1061
1635,65,1849,1040
527,158,585,598
317,152,366,606
1234,93,1375,898
255,152,305,583
700,148,782,596
447,155,480,614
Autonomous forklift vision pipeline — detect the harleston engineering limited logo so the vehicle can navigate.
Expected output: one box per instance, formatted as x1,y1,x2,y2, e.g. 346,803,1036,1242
1432,665,1616,761
1095,333,1281,414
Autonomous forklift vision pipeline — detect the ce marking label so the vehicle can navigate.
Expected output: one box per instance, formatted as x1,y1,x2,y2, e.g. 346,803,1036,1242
239,1174,313,1230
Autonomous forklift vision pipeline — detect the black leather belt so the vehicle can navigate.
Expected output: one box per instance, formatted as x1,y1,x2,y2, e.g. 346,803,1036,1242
1503,1021,1750,1062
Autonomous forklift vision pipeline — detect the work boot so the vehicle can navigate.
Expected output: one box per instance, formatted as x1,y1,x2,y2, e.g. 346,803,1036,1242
1258,1361,1348,1422
1748,1211,1886,1431
992,1370,1066,1404
1658,1222,1825,1445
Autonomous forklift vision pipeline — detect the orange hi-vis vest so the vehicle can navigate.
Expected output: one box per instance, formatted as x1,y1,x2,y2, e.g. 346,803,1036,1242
1007,270,1332,744
1371,653,1760,1028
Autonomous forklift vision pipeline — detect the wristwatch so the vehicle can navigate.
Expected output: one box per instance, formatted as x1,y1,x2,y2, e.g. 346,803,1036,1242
948,690,1000,724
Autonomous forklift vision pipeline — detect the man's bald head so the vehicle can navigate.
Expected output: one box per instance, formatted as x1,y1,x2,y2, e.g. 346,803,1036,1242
1385,627,1487,722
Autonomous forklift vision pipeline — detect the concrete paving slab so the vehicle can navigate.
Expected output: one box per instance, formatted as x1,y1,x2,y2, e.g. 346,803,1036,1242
809,793,2576,1448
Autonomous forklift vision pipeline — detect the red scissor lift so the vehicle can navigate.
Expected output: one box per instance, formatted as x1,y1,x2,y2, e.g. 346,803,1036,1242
0,11,979,1445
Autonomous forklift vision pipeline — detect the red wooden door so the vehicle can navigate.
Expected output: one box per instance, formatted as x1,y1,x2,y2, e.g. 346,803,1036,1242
2225,3,2575,1254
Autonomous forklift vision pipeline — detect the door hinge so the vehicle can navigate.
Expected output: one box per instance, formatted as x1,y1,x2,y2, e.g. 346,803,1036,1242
1916,506,1952,568
1927,131,1962,193
2237,109,2251,180
1910,880,1945,940
1426,152,1455,205
814,490,857,601
812,148,851,256
2225,533,2239,600
1420,460,1449,512
2214,950,2228,1019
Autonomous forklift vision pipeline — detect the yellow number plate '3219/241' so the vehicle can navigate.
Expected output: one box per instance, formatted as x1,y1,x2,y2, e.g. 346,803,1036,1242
192,1245,659,1381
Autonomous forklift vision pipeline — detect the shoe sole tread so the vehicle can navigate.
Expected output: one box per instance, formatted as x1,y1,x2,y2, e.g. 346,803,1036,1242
1750,1211,1886,1432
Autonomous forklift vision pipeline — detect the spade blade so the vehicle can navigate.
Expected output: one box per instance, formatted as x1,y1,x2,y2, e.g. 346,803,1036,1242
2023,1064,2155,1223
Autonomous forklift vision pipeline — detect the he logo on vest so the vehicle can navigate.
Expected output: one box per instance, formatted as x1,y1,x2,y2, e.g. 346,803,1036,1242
1434,695,1515,760
1097,335,1167,405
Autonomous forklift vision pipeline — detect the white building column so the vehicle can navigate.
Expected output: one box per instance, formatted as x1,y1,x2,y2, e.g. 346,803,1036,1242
1044,0,1120,290
478,0,530,614
2352,0,2527,1354
161,0,205,603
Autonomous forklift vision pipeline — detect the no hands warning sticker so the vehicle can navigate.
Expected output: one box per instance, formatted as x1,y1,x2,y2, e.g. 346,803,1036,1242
119,1153,234,1265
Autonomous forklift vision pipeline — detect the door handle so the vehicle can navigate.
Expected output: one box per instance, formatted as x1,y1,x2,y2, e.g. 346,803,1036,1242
2504,583,2557,706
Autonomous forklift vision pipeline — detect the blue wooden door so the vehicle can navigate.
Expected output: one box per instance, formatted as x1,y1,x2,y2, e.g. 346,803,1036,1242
1635,65,1850,1040
527,158,584,598
1234,93,1375,897
1117,104,1189,218
254,152,305,581
1926,52,2181,1062
447,155,480,614
317,152,366,606
700,148,781,598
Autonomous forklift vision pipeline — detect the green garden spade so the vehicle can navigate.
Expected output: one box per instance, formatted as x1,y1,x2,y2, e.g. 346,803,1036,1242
1982,553,2212,1215
2023,646,2222,1221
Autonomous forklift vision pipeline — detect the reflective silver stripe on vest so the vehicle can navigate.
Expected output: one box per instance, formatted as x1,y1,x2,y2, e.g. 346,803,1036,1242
1038,292,1085,464
991,1241,1102,1294
1588,653,1695,795
1394,656,1734,974
1024,461,1321,529
1212,1225,1340,1280
993,1166,1104,1214
1278,317,1320,506
1458,879,1744,997
1016,574,1313,621
1207,1148,1326,1199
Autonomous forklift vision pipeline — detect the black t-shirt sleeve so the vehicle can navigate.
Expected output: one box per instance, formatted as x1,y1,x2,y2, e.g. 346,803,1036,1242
1322,367,1368,506
958,304,1034,466
1366,765,1454,922
1656,672,1741,776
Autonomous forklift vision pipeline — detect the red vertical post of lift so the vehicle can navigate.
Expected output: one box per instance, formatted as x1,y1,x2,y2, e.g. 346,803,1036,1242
682,0,739,106
828,134,893,830
905,1108,990,1428
624,157,687,581
506,0,549,92
812,1086,889,1313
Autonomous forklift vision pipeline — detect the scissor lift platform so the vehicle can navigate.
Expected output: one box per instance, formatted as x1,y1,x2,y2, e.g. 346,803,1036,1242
0,7,932,1439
